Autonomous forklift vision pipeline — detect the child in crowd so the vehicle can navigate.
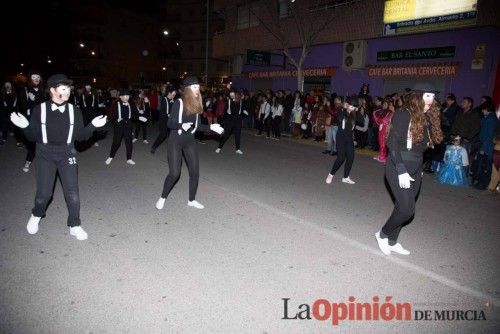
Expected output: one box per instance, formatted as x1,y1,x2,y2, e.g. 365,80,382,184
437,135,469,186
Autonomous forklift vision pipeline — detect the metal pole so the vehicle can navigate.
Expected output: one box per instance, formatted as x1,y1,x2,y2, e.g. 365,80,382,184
205,0,209,88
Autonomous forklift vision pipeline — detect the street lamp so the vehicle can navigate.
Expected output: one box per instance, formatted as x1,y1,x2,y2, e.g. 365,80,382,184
162,67,166,71
163,30,169,36
80,43,85,48
91,51,96,56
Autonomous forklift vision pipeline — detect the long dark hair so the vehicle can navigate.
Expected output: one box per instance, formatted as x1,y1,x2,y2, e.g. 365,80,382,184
182,87,203,115
404,92,443,145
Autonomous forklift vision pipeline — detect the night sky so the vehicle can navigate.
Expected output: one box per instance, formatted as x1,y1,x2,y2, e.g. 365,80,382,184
0,0,161,80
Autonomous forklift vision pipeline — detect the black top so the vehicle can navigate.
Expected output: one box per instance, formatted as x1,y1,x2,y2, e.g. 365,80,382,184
23,101,95,145
336,109,364,137
111,101,139,123
225,98,243,118
167,99,210,133
17,86,46,117
387,108,430,174
159,97,175,117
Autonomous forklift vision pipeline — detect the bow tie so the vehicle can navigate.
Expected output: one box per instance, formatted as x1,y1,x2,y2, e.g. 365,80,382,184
51,103,66,112
122,103,129,106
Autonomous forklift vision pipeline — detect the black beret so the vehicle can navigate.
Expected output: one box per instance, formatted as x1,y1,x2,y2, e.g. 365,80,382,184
47,74,73,88
346,95,359,107
183,76,199,87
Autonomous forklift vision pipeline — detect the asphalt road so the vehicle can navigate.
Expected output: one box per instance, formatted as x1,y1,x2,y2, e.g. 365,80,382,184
0,126,499,333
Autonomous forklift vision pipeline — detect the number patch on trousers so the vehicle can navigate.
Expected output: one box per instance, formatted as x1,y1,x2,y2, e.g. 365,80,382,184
68,157,77,165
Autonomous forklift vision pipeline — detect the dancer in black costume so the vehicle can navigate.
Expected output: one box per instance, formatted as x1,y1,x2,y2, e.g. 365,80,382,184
155,76,224,210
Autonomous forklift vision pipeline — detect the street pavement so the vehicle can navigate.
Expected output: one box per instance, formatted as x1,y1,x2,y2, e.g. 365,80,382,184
0,125,499,333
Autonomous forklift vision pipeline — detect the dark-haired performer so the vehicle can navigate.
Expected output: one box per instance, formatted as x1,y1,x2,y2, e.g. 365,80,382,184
325,96,364,185
215,91,248,154
17,70,46,172
105,90,147,165
10,74,107,240
156,76,224,210
375,88,443,255
151,86,176,154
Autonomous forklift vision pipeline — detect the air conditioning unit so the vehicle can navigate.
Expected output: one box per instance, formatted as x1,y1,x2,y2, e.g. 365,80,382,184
230,55,243,75
342,40,367,70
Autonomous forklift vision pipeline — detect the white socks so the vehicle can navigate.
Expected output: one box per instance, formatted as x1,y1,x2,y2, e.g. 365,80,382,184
26,215,41,234
105,157,113,165
156,197,166,210
126,159,136,165
70,226,88,240
188,200,204,209
23,161,31,172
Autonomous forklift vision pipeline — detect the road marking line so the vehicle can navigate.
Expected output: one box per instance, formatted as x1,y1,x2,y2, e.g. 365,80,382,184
208,181,500,306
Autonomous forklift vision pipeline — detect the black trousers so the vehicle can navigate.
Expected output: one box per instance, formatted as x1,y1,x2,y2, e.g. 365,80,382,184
218,116,242,150
161,132,199,201
330,132,355,177
25,140,36,162
134,121,148,140
381,159,423,245
355,129,368,148
272,116,282,138
152,115,169,151
0,111,9,140
32,144,81,227
109,121,133,159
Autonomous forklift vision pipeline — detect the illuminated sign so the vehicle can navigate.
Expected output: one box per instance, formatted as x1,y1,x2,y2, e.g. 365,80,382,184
383,0,477,35
377,46,455,61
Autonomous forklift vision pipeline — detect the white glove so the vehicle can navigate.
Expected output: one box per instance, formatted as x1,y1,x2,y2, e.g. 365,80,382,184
143,97,149,103
139,116,147,123
10,112,29,128
91,115,107,128
210,123,224,135
181,122,193,131
28,92,36,101
398,173,415,189
98,103,105,108
243,110,248,116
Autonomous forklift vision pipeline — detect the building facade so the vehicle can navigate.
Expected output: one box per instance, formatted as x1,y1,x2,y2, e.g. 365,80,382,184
213,0,500,103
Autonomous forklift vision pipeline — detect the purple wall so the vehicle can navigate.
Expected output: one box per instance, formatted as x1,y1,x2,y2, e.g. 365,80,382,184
233,26,500,103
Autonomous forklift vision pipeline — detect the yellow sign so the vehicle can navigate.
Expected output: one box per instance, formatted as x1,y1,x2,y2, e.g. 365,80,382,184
384,0,477,23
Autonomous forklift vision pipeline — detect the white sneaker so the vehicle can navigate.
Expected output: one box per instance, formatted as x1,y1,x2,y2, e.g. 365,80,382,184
70,226,88,241
132,138,138,143
94,142,99,147
126,159,136,165
105,157,113,165
342,177,355,184
143,140,149,144
215,148,221,153
388,243,410,255
325,173,334,184
156,197,166,210
26,215,41,234
235,149,243,154
375,231,391,255
22,161,31,172
188,200,204,209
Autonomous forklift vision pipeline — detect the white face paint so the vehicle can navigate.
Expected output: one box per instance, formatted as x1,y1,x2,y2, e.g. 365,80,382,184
167,91,176,99
85,85,91,91
5,82,12,92
189,84,200,95
31,75,41,85
229,92,235,99
119,95,130,102
423,92,435,110
51,85,71,102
